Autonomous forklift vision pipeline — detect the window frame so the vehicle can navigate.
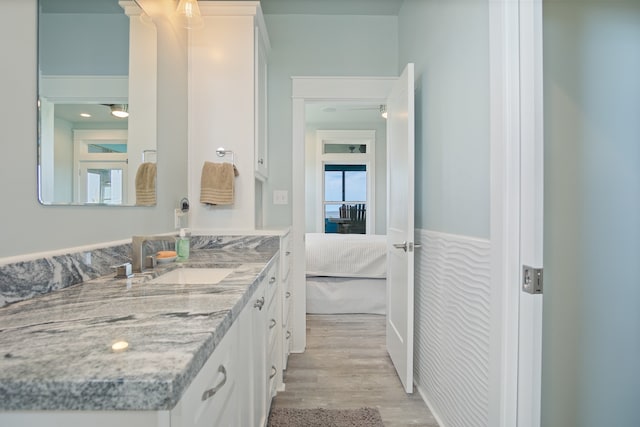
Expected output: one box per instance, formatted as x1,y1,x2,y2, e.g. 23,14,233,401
316,130,376,234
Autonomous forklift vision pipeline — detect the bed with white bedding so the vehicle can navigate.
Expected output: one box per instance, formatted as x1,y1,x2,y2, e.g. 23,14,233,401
305,233,387,314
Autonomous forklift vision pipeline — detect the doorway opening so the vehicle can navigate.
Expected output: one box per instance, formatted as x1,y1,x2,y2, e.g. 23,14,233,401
291,69,417,395
290,76,396,354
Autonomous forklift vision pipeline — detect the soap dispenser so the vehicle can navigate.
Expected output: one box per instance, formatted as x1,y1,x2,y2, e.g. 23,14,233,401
176,228,190,261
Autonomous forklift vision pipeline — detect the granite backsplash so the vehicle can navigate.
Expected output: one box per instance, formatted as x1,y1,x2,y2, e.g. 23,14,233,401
0,234,279,308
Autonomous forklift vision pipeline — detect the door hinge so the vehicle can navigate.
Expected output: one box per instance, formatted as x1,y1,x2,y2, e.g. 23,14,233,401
522,265,543,294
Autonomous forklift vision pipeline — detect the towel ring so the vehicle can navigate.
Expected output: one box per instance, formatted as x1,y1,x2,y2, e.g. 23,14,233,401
215,147,235,164
142,149,157,163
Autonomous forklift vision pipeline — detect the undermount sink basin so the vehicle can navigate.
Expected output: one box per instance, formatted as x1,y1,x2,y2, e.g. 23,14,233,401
150,268,234,285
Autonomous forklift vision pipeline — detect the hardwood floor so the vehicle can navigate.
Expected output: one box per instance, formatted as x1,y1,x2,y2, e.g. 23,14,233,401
271,314,439,427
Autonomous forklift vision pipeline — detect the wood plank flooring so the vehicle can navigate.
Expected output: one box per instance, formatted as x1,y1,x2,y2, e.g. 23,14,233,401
271,314,439,427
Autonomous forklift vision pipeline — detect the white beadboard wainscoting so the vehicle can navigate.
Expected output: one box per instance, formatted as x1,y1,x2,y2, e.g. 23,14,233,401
414,229,491,427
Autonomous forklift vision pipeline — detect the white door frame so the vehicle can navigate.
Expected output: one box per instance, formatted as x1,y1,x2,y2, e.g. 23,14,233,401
291,76,395,353
489,0,544,426
517,1,544,426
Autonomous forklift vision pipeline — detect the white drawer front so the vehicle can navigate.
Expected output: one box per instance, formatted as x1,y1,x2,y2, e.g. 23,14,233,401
171,322,238,427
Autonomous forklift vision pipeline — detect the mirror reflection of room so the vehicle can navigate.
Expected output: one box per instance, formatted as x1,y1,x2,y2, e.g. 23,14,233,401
37,0,157,206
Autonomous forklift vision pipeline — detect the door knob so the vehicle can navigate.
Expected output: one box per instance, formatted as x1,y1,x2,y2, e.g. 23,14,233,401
393,241,422,252
393,242,408,252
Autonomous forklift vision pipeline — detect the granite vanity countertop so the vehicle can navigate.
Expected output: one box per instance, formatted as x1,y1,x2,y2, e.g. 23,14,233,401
0,248,278,412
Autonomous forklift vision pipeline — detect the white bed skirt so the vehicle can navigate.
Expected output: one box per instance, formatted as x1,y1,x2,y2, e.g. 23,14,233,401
306,276,386,315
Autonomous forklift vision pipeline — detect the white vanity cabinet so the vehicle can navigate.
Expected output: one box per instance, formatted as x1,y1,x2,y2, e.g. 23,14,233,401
237,258,280,427
280,230,293,371
173,258,281,427
266,258,282,397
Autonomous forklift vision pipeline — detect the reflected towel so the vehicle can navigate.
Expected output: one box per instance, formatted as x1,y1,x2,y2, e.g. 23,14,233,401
135,162,157,206
200,161,239,205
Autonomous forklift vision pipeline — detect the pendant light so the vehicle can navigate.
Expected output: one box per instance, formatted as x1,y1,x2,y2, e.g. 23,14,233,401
176,0,203,29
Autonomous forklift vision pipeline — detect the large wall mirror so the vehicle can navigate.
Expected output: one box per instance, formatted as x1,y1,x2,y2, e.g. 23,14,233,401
38,0,158,206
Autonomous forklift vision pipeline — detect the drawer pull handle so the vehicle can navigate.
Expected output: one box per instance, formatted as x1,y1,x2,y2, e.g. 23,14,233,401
269,276,276,284
254,297,265,310
269,318,277,329
286,331,291,339
285,251,291,256
285,292,291,299
201,365,227,402
270,366,277,379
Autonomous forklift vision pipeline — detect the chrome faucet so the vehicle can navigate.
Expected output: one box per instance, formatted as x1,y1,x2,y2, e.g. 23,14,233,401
131,235,177,273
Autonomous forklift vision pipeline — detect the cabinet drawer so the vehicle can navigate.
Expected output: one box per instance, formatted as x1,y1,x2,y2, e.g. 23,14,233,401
171,322,237,427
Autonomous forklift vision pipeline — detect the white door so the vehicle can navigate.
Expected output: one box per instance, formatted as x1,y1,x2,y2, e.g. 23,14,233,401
386,63,415,394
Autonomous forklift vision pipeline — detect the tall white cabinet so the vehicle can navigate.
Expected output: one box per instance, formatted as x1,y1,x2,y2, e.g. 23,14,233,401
188,1,270,230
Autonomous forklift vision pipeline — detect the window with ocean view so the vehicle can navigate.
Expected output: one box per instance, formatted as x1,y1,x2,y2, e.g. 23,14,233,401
324,164,367,234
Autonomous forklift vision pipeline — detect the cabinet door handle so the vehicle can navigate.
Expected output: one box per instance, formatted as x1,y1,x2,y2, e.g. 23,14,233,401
285,292,291,299
258,158,264,165
201,365,227,401
286,331,291,339
270,366,277,379
269,318,277,329
285,251,291,256
269,276,276,284
254,297,265,310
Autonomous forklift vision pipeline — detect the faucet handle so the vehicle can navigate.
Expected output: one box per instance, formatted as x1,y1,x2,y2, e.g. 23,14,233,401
145,255,157,269
115,263,133,279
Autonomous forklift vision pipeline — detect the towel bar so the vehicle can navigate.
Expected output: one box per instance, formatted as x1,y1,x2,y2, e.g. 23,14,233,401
215,147,235,165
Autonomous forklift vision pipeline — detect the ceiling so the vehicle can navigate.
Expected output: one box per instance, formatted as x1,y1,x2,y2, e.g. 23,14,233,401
54,104,128,126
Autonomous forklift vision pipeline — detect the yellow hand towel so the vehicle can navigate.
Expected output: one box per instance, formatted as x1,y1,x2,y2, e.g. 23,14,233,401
135,162,157,206
200,161,239,205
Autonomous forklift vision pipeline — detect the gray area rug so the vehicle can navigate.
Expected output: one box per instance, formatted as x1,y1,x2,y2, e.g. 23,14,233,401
268,407,384,427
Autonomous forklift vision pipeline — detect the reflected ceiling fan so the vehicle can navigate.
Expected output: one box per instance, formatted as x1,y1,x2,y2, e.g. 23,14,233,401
100,103,129,118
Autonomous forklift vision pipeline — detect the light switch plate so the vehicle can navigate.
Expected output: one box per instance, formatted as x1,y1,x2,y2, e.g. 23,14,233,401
273,190,288,205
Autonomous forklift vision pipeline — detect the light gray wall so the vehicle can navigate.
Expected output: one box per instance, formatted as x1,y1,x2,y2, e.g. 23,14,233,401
398,0,490,238
263,14,399,228
0,0,188,259
542,1,640,426
397,2,491,426
304,122,387,234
